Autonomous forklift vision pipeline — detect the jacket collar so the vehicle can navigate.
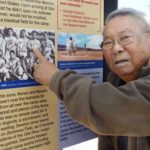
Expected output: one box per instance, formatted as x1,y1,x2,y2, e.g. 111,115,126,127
137,59,150,78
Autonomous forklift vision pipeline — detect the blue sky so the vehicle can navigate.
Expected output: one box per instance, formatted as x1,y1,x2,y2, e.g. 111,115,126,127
119,0,150,15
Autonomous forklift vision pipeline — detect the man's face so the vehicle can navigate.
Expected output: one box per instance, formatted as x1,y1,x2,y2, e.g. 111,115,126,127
10,52,15,59
44,33,49,39
103,16,150,81
32,32,36,39
22,31,26,38
8,29,13,36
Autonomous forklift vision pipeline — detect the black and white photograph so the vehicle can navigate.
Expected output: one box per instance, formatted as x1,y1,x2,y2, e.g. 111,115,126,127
0,27,55,82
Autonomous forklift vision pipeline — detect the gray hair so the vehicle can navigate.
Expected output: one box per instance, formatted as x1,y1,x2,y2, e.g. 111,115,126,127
105,8,150,31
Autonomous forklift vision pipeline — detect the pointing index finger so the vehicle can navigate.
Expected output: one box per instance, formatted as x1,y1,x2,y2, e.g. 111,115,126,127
33,48,46,63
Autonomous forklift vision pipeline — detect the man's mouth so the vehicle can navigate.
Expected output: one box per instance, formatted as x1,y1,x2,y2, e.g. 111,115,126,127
115,59,129,67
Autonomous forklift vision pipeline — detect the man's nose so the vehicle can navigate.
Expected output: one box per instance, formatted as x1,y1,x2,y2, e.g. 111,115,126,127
112,40,124,55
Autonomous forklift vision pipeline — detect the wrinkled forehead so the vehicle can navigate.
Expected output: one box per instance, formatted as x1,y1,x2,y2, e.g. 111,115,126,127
103,15,147,37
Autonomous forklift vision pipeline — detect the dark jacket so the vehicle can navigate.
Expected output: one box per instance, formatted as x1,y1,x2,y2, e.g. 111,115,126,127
50,60,150,150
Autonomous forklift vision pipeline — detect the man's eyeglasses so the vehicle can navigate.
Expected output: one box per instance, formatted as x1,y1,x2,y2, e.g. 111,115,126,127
101,32,150,50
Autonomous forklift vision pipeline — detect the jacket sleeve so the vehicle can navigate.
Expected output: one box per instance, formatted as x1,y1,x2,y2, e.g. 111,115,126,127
49,70,150,136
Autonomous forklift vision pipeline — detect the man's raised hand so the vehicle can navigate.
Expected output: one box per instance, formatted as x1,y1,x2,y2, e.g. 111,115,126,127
33,48,58,85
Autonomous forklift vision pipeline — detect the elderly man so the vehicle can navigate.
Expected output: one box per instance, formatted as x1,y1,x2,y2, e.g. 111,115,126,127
33,8,150,150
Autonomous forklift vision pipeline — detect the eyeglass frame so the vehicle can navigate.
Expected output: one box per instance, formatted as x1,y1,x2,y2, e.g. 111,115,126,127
101,31,150,50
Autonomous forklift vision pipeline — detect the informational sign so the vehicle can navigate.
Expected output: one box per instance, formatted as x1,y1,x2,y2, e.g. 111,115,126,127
0,0,104,150
0,87,58,150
